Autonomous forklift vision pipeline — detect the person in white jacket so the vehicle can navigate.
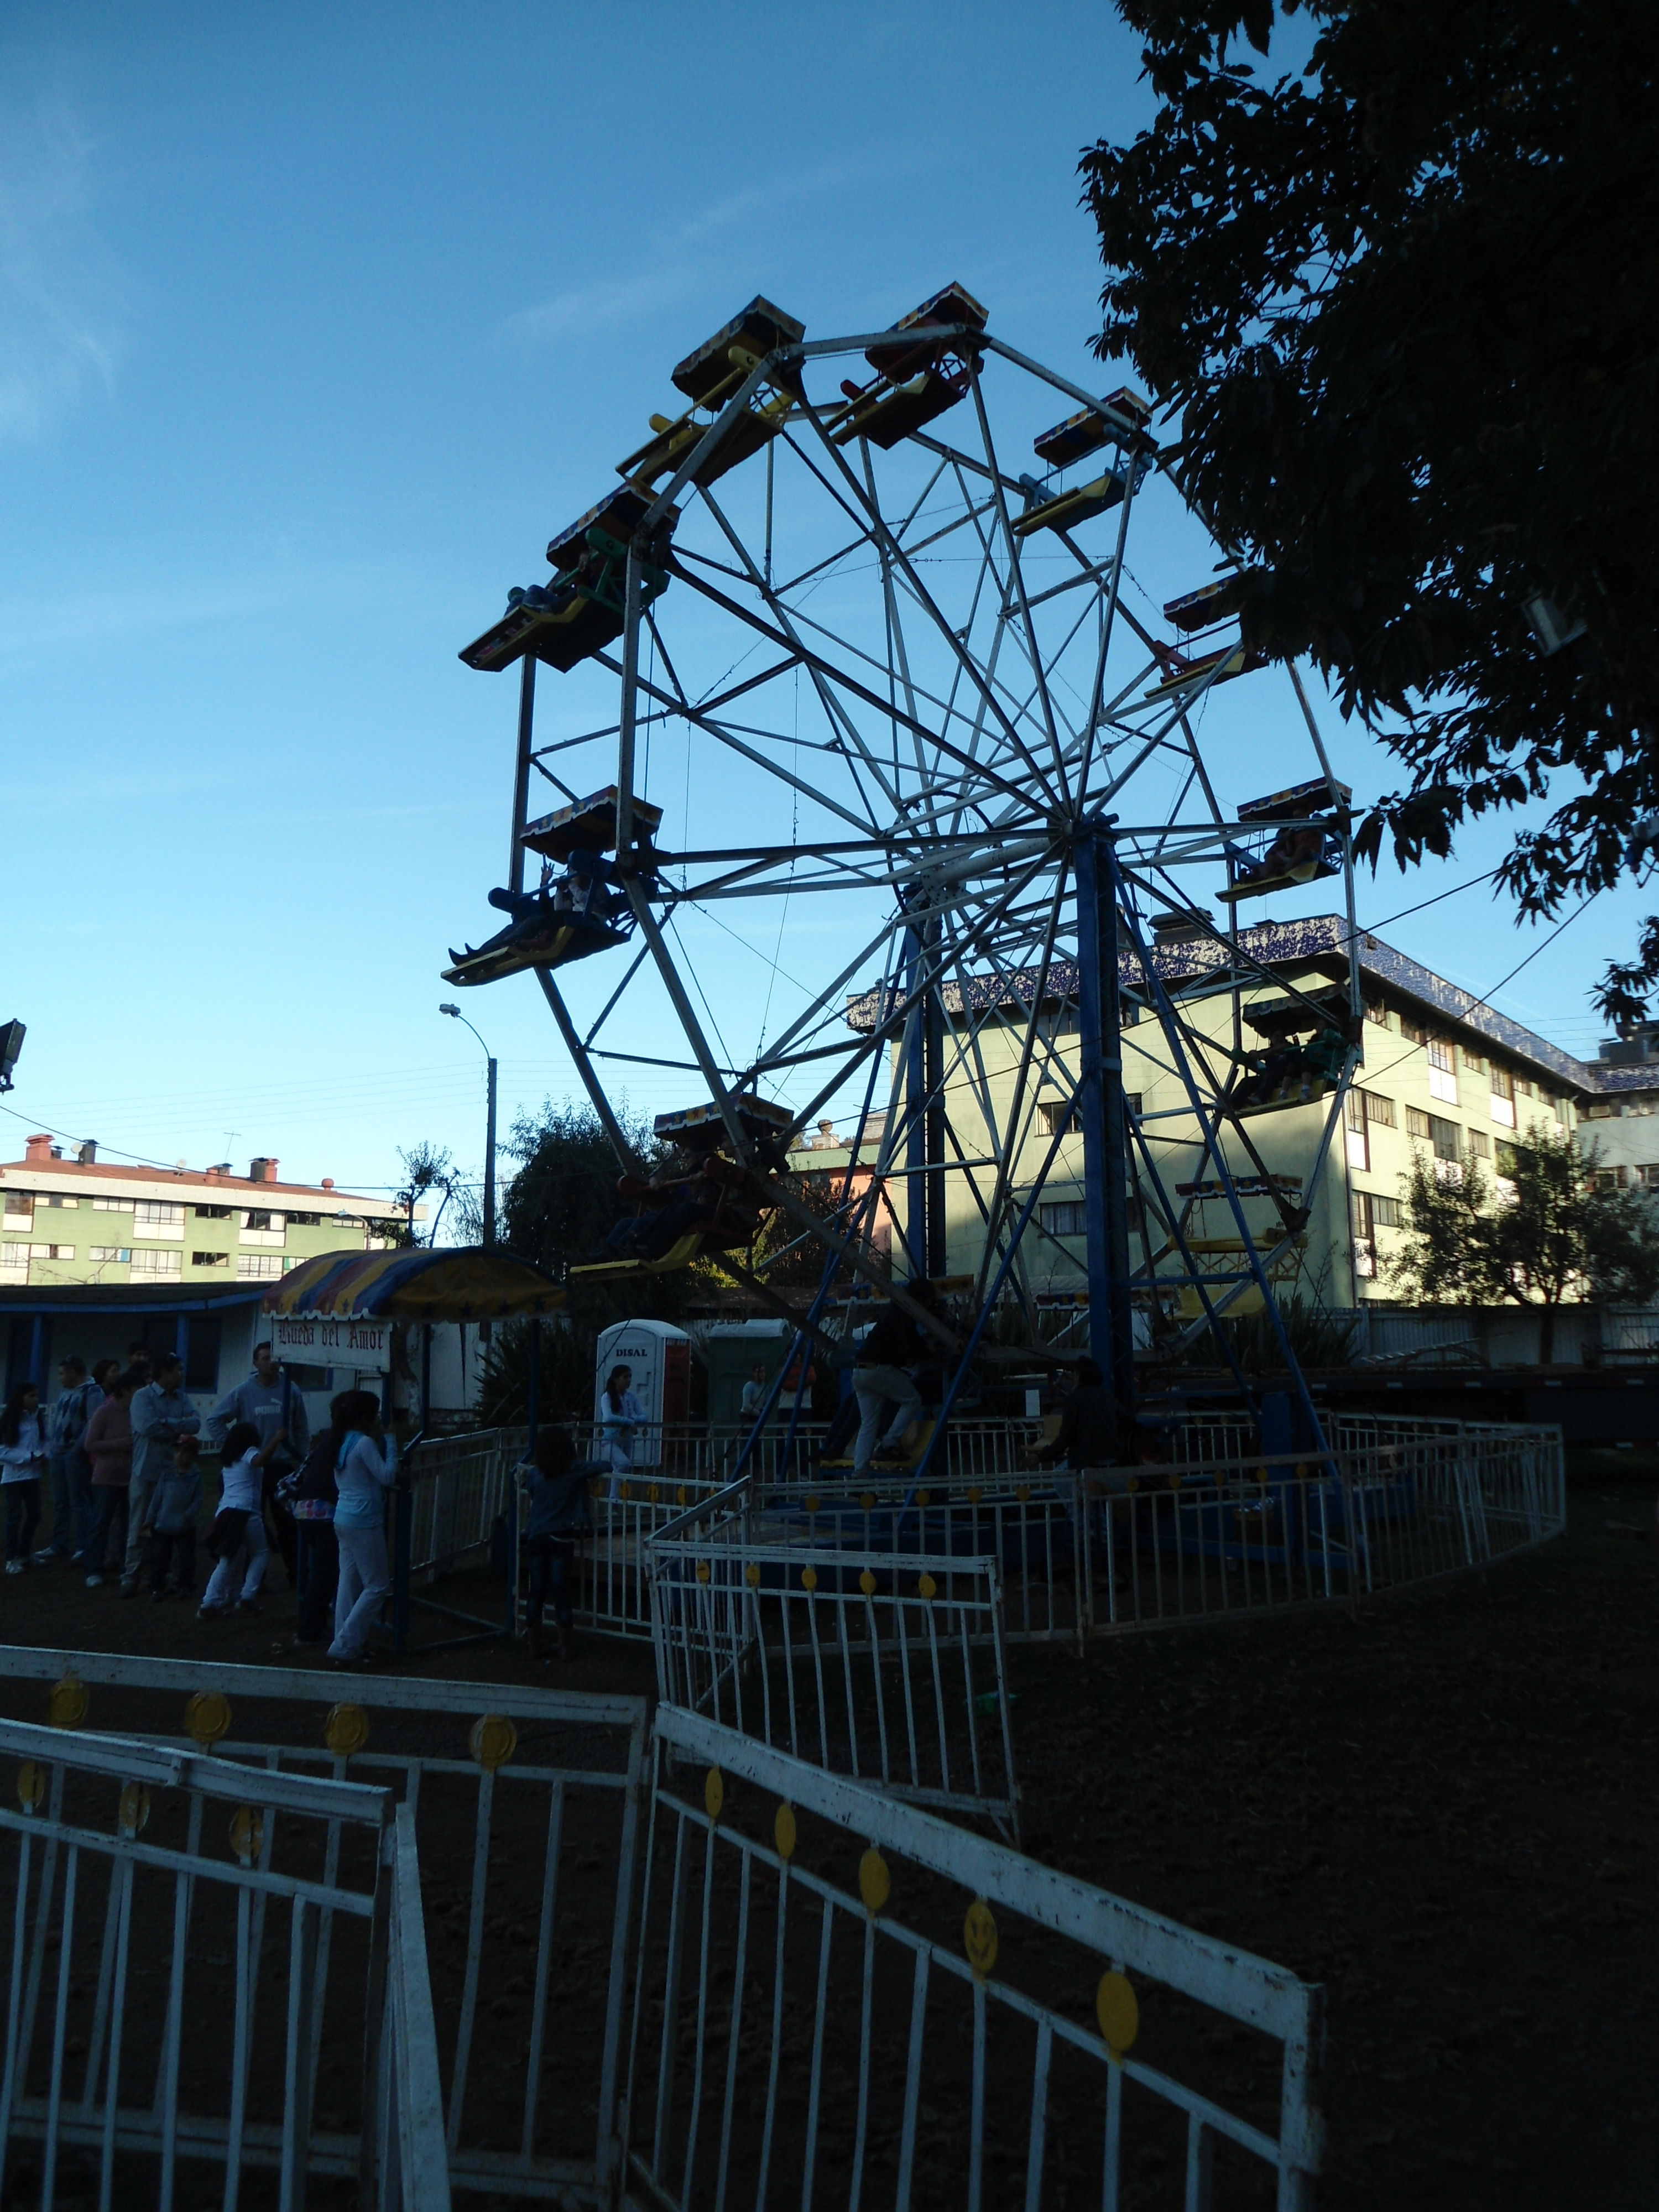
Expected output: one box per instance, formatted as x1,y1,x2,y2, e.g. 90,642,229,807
0,1383,49,1571
327,1389,400,1668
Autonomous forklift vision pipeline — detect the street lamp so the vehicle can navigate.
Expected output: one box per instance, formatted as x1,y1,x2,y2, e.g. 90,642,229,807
439,1004,498,1248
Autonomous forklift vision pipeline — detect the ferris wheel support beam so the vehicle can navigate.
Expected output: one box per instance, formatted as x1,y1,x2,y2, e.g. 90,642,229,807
1075,826,1139,1423
508,656,536,896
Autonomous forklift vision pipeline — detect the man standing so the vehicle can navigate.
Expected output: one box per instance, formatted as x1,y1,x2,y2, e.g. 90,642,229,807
38,1355,103,1565
208,1340,310,1586
739,1363,769,1421
850,1285,938,1477
124,1353,201,1593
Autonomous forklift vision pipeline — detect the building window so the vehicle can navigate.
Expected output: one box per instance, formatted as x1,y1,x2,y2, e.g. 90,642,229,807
1593,1167,1628,1192
1463,1050,1487,1076
1344,1092,1369,1173
191,1250,230,1268
1490,1066,1517,1129
1401,1016,1428,1046
239,1211,286,1247
0,1251,27,1283
1361,1091,1396,1128
1364,1000,1391,1029
88,1246,131,1264
286,1211,322,1227
92,1196,132,1212
1427,1037,1458,1104
1,1201,30,1229
1516,1076,1535,1098
1037,1100,1082,1138
194,1204,233,1220
1637,1164,1659,1189
1126,1093,1143,1118
1465,1126,1490,1159
134,1200,186,1237
27,1244,73,1261
1407,1108,1462,1162
1350,1189,1401,1279
236,1253,286,1281
129,1249,183,1281
1039,1201,1088,1239
1625,1096,1656,1118
38,1194,77,1209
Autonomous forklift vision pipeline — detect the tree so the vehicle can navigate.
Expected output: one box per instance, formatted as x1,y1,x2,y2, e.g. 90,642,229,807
1080,2,1659,995
1389,1122,1659,1361
393,1142,457,1248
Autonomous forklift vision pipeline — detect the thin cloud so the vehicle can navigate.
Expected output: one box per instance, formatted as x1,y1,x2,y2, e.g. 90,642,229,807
503,263,703,346
0,96,122,443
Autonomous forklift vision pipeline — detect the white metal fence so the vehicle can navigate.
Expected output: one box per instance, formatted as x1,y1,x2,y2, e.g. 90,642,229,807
629,1705,1325,2210
649,1503,1021,1839
0,1712,450,2211
0,1646,648,2205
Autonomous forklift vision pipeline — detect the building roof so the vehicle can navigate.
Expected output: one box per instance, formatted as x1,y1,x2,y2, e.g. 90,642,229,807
846,914,1633,1100
0,1150,399,1212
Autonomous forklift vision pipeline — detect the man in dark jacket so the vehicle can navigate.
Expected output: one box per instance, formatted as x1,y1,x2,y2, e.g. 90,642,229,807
1038,1359,1118,1471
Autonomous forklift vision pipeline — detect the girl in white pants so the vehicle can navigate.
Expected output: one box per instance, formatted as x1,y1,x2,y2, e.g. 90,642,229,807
327,1390,399,1667
200,1424,273,1614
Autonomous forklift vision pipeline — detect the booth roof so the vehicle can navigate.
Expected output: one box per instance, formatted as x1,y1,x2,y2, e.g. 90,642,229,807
264,1246,567,1322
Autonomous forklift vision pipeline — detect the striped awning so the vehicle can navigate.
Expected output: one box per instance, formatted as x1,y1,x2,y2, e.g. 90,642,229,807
262,1246,567,1322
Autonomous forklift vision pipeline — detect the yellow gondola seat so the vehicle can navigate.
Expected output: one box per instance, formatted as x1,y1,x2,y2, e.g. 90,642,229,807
458,484,678,676
1162,575,1248,632
1011,466,1130,539
570,1233,708,1283
1144,641,1266,700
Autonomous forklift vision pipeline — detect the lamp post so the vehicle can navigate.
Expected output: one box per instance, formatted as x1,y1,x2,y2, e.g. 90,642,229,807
439,1004,497,1247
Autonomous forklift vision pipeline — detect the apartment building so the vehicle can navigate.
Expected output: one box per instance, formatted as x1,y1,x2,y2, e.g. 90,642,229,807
0,1136,408,1290
800,914,1624,1318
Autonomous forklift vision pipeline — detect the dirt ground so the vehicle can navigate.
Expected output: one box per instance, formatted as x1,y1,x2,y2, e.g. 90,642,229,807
0,1457,1653,2209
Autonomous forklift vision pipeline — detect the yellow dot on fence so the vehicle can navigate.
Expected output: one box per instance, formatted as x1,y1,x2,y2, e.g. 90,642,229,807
324,1703,371,1758
705,1766,724,1823
589,1478,604,1498
917,1573,937,1600
800,1566,818,1592
676,1485,688,1506
696,1560,711,1583
967,1487,983,1506
804,1493,820,1515
860,1491,877,1513
744,1563,761,1587
963,1897,998,1978
229,1806,264,1866
774,1802,797,1860
1167,1474,1182,1491
858,1848,890,1916
618,1480,633,1501
858,1569,877,1597
118,1782,151,1837
1016,1485,1031,1503
647,1483,661,1505
1256,1467,1271,1486
915,1489,930,1508
184,1689,232,1748
17,1761,45,1811
47,1677,87,1731
1095,1970,1139,2059
1127,1477,1140,1494
469,1714,519,1772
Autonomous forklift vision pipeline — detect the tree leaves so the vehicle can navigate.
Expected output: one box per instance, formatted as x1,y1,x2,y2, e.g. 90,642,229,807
1082,0,1659,994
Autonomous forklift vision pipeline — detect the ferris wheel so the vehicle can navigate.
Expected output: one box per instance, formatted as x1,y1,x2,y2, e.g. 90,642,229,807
448,284,1360,1441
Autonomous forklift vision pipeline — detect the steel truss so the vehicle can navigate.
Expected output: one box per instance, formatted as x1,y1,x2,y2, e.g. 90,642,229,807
457,290,1361,1452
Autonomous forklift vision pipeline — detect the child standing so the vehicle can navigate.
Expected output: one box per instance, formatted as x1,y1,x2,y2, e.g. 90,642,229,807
199,1421,274,1617
144,1434,203,1600
518,1426,592,1662
0,1383,48,1571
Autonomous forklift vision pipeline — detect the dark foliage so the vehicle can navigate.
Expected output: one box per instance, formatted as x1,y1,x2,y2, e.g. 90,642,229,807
1082,0,1659,1010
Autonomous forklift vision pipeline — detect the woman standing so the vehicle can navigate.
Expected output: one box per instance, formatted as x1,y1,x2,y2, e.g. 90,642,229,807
0,1383,48,1571
598,1365,644,1493
82,1371,137,1587
327,1390,399,1668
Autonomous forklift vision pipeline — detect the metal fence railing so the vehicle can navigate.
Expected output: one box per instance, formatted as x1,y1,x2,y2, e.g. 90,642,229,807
0,1646,649,2205
630,1705,1326,2211
648,1495,1021,1839
0,1712,450,2210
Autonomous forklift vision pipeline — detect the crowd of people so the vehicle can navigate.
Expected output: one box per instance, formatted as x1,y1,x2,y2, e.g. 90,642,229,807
0,1340,400,1670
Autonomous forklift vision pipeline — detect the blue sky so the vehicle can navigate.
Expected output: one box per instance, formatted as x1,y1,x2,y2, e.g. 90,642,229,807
0,2,1637,1209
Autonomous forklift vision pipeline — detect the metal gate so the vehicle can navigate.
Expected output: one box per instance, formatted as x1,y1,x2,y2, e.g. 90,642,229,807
0,1644,648,2205
650,1535,1021,1841
0,1712,449,2210
628,1705,1324,2210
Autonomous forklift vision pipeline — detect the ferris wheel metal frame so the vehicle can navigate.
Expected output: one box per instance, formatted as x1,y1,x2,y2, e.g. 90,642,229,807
455,286,1364,1457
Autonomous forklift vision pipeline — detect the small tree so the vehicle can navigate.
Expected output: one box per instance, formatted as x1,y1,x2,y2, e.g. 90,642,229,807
1390,1122,1659,1362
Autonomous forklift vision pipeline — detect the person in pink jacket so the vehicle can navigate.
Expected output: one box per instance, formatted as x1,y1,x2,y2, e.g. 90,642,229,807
82,1371,137,1589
